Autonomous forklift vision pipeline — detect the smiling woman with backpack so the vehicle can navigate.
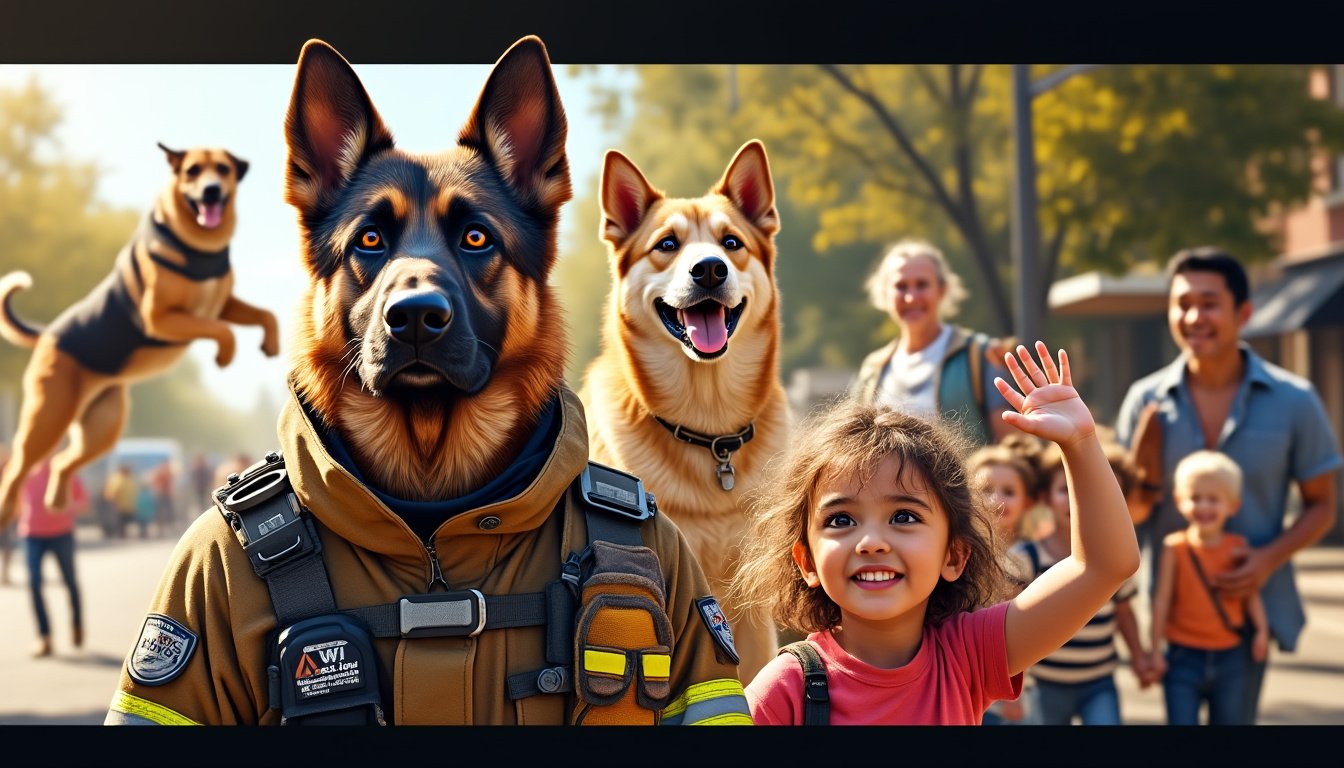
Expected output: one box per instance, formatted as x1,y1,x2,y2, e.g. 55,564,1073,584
851,238,1016,449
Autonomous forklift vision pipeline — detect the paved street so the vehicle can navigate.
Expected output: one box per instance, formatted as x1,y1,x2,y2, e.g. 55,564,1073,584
2,523,1342,725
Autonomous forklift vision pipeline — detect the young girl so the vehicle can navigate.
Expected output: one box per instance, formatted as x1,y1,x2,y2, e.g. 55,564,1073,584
732,342,1140,725
967,437,1042,725
968,438,1043,590
1024,438,1151,725
1148,450,1269,725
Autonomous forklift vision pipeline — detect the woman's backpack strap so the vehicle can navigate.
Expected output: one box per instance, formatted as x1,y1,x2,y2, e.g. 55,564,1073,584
779,640,829,725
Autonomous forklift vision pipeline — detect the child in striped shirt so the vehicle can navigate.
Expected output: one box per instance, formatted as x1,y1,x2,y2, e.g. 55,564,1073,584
1023,439,1152,725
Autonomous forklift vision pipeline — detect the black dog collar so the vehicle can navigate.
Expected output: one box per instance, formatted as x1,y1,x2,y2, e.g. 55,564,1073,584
652,415,755,492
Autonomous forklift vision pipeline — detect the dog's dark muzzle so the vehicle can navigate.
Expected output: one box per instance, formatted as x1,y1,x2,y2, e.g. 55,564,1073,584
384,289,452,347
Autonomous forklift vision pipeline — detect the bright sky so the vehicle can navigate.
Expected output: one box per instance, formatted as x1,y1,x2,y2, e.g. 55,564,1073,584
0,63,629,413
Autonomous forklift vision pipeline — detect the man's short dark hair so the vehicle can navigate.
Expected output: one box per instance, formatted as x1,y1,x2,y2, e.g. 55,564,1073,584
1165,246,1250,306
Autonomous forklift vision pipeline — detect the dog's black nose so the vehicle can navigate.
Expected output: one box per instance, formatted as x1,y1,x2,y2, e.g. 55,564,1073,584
202,184,222,204
691,257,728,290
385,290,453,347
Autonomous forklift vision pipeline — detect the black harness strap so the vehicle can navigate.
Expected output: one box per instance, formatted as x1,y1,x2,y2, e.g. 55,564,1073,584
215,453,336,627
344,592,550,637
780,640,829,725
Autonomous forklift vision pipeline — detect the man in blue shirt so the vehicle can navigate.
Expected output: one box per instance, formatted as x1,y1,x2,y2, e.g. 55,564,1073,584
1116,247,1341,724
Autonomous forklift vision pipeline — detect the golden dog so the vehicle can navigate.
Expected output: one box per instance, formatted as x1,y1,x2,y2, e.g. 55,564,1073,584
579,140,791,682
0,144,278,528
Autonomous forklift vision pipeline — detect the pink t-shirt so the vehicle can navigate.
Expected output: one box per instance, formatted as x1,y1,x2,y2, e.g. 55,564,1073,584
746,601,1022,725
18,462,87,539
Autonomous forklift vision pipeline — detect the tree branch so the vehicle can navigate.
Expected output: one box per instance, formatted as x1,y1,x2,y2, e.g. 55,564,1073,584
818,64,966,226
914,65,947,107
787,94,929,200
964,65,984,103
818,63,1013,332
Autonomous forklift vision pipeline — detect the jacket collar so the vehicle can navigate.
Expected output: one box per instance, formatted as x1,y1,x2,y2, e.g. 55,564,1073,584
277,381,590,557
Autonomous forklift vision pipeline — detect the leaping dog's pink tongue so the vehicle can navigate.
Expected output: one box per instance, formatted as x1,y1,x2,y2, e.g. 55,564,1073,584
682,305,728,354
198,203,223,229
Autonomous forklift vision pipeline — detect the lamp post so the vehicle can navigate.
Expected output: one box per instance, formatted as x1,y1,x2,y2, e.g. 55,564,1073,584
1010,64,1104,346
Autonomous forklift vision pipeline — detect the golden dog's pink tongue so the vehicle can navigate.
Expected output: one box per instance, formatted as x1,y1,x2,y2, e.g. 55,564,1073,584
682,305,727,354
198,203,223,228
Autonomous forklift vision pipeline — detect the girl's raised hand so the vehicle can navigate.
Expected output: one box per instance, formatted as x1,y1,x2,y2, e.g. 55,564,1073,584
993,341,1095,448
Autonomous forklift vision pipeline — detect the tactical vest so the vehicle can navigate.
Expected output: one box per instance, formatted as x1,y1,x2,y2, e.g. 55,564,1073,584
214,451,673,725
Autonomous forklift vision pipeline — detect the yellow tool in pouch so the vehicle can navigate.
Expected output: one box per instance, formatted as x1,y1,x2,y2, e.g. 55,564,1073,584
572,539,674,725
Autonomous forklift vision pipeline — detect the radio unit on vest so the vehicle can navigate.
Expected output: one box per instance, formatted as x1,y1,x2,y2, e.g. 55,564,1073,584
270,613,385,725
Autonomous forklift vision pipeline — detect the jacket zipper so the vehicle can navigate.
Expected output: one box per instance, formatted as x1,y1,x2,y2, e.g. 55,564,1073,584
425,540,449,592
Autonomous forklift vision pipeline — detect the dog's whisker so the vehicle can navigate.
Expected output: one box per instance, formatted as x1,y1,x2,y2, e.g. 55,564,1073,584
476,339,501,359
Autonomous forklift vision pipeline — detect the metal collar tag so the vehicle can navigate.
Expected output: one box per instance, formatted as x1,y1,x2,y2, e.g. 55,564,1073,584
399,590,487,638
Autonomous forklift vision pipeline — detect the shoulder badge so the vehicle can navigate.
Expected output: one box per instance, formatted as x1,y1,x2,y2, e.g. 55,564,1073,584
128,613,198,686
695,596,740,666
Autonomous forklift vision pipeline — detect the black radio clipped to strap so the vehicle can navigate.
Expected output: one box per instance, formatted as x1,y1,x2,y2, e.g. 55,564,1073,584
271,614,386,725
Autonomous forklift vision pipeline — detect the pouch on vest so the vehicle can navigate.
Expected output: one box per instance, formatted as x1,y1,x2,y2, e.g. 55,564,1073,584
571,539,674,725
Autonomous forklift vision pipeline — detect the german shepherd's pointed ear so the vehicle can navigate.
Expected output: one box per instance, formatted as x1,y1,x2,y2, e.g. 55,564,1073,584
458,35,571,214
714,140,779,236
157,142,185,173
284,39,395,217
600,149,662,247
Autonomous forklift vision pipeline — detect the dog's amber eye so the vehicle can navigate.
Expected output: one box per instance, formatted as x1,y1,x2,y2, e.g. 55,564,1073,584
722,234,743,251
356,227,383,252
461,226,492,251
656,236,679,252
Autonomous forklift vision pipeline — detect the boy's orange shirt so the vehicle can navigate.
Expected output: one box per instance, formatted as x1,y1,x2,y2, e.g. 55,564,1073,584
1164,530,1249,651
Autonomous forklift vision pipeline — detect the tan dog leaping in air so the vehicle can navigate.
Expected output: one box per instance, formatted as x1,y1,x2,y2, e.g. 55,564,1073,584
0,143,279,529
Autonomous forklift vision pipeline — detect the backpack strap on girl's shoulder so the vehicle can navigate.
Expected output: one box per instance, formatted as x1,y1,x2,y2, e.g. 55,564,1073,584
779,640,829,725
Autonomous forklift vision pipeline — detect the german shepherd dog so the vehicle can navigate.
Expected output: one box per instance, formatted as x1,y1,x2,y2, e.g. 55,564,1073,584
579,141,791,682
282,37,570,499
0,145,277,529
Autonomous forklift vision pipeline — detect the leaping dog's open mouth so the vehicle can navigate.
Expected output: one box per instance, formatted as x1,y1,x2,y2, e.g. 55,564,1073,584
187,197,229,229
654,297,747,360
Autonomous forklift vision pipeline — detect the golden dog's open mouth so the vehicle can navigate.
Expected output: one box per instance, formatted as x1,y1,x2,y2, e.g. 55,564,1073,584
654,297,746,359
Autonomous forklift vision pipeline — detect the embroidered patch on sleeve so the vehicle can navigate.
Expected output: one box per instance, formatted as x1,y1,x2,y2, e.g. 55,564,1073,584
128,613,198,687
695,596,740,666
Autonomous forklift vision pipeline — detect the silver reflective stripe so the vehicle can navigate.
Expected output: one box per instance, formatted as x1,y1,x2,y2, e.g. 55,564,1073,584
105,710,163,725
661,691,751,725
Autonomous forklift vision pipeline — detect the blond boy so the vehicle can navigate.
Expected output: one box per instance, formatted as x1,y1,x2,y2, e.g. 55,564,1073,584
1148,450,1269,725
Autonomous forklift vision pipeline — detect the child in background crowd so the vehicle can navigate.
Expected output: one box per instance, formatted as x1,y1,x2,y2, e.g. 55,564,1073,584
968,436,1044,725
731,343,1139,725
1148,450,1269,725
1024,438,1151,724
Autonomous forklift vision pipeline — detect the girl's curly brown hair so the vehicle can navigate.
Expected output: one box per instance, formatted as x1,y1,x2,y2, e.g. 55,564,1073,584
728,399,1012,636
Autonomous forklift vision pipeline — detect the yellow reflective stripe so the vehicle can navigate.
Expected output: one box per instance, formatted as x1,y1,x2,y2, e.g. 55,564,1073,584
583,648,627,676
109,691,199,725
641,653,671,679
662,678,747,718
